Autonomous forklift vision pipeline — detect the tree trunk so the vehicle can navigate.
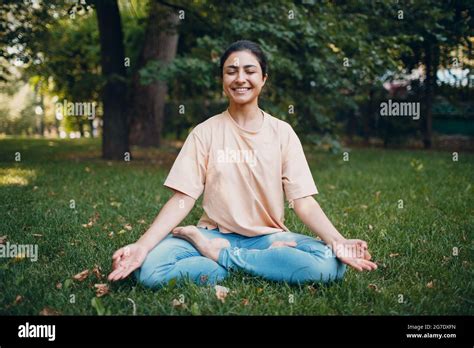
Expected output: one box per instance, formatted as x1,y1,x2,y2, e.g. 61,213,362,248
364,86,375,145
423,41,434,149
129,2,179,147
89,119,94,138
94,0,130,160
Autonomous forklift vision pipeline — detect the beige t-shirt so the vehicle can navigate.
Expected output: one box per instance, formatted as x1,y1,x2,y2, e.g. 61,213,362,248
163,108,318,237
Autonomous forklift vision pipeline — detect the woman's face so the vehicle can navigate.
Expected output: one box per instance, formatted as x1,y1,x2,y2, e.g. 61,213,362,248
222,50,267,105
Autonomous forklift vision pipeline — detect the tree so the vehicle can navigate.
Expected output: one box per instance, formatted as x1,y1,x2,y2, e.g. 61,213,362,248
128,2,179,147
93,0,130,159
395,0,474,148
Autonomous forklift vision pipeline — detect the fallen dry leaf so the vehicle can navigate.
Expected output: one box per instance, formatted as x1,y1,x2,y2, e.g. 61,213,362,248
14,295,23,305
215,285,230,303
307,285,317,294
31,233,43,237
368,224,374,230
82,212,100,228
389,253,400,258
241,298,249,306
171,298,186,308
94,283,109,297
73,269,89,281
39,307,61,316
368,284,380,292
92,265,103,279
55,282,62,290
0,235,6,244
426,281,434,289
138,219,146,224
124,223,132,231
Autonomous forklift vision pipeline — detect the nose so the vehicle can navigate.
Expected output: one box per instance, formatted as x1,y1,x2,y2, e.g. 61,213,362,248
236,69,246,83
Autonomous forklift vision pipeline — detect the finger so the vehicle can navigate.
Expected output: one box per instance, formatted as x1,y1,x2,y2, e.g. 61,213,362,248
359,259,378,270
116,264,136,280
120,266,137,279
112,259,123,270
112,248,124,260
112,258,124,271
108,269,124,281
354,240,368,249
345,259,364,271
109,261,129,281
360,262,374,271
111,265,132,281
364,250,372,260
351,244,368,258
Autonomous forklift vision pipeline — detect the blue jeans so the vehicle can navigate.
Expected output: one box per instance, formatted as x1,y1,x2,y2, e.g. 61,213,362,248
134,227,347,288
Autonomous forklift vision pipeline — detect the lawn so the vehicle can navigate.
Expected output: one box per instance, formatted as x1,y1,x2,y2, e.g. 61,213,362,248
0,137,472,315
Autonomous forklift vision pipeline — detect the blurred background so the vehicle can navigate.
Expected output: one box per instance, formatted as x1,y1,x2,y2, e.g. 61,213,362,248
1,0,473,158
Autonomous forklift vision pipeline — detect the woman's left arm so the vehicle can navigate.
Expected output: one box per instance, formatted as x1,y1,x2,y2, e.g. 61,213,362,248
293,196,378,272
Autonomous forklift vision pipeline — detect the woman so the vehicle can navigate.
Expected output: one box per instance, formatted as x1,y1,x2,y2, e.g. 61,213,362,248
108,40,377,288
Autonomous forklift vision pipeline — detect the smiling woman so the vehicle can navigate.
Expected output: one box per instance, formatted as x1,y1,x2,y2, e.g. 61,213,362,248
108,40,377,288
220,41,268,132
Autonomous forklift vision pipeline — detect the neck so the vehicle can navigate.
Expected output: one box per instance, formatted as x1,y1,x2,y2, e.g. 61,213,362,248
228,100,261,125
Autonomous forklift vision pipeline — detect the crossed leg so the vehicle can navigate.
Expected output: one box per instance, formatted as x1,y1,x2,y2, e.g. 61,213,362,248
135,226,347,289
134,229,231,289
172,226,347,285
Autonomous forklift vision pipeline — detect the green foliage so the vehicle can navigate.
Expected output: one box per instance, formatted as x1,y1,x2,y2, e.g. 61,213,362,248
137,0,412,146
0,0,472,144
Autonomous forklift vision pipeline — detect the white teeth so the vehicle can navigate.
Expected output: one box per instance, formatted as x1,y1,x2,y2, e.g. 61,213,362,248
234,88,250,92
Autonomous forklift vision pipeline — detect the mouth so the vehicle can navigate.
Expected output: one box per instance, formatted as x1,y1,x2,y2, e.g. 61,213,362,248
231,87,252,94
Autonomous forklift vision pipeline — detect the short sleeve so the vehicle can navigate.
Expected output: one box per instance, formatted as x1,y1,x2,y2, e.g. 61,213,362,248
163,129,208,200
281,124,318,201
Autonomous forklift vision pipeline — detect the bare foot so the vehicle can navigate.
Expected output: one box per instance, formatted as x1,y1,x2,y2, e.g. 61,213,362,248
269,240,297,248
172,226,230,262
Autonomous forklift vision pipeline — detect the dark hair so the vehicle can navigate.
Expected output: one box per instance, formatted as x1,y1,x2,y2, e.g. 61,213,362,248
219,40,268,78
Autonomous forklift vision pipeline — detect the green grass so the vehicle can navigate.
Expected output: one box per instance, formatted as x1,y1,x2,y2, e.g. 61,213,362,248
0,137,473,315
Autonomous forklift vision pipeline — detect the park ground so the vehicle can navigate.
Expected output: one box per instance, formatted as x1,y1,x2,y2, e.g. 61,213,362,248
0,137,472,315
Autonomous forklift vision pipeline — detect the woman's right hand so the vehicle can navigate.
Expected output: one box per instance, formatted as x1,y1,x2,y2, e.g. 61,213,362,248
107,243,148,281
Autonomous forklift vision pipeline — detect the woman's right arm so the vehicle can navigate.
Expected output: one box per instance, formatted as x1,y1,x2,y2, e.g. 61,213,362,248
136,190,196,252
108,191,196,281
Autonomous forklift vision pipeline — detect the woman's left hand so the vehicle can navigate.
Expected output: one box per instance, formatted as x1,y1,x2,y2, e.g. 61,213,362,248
332,239,378,272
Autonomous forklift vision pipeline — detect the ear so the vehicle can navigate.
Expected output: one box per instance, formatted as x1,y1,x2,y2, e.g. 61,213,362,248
262,73,268,86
